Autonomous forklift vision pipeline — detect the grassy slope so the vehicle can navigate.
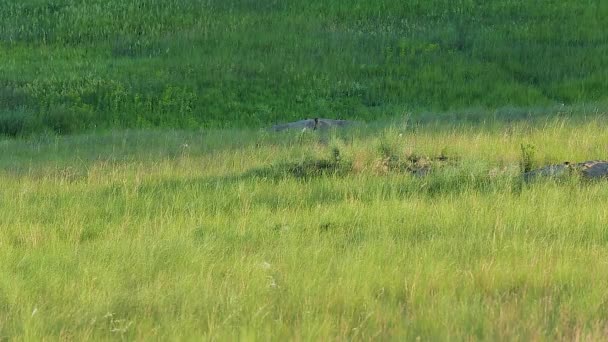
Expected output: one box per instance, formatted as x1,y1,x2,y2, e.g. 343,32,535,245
1,0,608,134
1,119,608,339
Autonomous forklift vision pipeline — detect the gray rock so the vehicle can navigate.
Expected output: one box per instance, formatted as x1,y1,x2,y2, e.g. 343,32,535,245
523,160,608,181
522,163,571,181
576,160,608,179
271,118,358,132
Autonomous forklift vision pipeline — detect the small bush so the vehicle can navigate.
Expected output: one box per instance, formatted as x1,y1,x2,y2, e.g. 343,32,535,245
0,86,30,111
520,143,537,173
41,106,93,135
0,110,40,137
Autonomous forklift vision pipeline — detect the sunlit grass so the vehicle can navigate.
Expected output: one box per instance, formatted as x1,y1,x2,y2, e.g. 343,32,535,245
1,118,608,339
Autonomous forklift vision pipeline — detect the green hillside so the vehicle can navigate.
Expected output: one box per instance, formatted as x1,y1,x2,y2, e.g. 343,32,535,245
1,0,608,134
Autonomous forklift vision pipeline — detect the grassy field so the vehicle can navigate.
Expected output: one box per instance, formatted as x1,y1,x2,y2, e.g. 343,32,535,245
1,0,608,134
2,0,608,339
1,118,608,340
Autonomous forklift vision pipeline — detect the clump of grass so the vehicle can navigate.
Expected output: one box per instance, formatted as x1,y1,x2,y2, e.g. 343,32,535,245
520,143,537,173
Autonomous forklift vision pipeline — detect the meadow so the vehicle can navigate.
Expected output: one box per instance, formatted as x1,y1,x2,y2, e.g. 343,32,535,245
2,0,608,340
1,0,608,134
1,117,608,340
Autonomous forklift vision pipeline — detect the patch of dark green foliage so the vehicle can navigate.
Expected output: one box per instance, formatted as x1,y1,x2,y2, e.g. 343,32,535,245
1,0,608,136
246,147,351,180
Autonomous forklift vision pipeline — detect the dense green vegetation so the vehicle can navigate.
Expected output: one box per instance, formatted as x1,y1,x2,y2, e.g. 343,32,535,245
1,119,608,339
1,0,608,134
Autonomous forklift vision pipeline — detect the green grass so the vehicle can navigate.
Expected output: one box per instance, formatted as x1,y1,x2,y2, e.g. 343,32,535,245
2,2,608,337
1,0,608,134
2,118,608,340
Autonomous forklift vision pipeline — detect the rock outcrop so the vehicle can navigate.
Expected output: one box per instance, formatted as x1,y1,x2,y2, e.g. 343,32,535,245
523,160,608,181
522,163,571,181
577,160,608,179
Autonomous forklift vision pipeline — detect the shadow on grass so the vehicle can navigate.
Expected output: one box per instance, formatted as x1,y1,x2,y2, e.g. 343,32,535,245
242,158,351,180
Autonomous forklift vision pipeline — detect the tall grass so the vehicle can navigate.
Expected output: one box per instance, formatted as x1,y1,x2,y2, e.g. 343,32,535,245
1,118,608,339
1,0,607,134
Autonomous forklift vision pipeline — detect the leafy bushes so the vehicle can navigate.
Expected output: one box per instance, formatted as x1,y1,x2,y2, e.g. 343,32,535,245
0,110,36,137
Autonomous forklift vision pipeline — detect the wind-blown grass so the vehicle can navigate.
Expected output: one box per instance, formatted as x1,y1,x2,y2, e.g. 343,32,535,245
1,118,608,339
